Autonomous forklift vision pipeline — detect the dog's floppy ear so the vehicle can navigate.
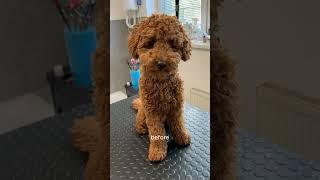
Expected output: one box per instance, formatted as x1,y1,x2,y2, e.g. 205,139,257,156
180,29,192,61
128,25,140,59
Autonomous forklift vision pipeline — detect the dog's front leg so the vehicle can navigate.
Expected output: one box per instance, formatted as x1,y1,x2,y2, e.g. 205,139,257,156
169,109,191,146
146,114,167,161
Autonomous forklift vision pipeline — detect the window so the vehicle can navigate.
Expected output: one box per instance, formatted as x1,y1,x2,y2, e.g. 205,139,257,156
179,0,201,25
160,0,176,16
159,0,209,34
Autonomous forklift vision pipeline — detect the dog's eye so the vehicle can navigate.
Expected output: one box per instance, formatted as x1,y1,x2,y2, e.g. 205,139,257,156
169,40,178,49
144,40,155,49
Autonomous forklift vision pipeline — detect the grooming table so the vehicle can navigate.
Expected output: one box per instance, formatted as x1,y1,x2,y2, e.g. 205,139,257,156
237,129,320,180
111,96,211,179
111,97,320,180
0,97,319,179
0,104,93,179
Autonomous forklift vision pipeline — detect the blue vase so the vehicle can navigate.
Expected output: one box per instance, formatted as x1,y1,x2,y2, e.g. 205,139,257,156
64,26,97,88
130,70,140,90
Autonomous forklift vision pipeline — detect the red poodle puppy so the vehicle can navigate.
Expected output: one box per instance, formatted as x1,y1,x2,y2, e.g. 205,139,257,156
129,14,192,161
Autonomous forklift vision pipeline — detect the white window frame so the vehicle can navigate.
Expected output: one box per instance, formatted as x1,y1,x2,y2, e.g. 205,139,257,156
201,0,210,34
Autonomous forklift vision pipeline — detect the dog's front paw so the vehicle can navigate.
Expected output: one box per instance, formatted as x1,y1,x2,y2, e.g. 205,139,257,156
148,144,167,162
174,131,191,146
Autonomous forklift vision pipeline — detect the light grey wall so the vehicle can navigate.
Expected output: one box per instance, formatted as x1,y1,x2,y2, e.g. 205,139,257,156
220,0,320,132
110,20,131,93
0,1,68,101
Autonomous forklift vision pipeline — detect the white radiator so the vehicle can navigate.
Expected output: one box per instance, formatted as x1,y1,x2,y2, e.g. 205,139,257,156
257,82,320,160
189,88,210,112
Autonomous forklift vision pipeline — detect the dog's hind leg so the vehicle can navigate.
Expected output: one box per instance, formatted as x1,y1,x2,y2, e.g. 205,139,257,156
132,98,147,134
135,108,147,134
132,98,141,110
71,116,100,152
168,109,191,146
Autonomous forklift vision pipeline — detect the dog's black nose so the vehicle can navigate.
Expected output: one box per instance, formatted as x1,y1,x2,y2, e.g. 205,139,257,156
157,61,166,70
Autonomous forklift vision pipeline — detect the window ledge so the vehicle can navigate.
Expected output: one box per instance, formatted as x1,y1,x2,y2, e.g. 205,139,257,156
191,40,210,50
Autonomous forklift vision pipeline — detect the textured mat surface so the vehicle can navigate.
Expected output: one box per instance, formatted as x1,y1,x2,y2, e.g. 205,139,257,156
237,129,320,180
110,96,211,180
0,104,93,179
0,96,319,179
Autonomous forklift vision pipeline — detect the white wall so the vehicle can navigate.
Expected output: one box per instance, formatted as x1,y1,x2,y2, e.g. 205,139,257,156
179,48,210,103
0,0,67,101
110,0,126,20
220,0,320,131
111,0,211,107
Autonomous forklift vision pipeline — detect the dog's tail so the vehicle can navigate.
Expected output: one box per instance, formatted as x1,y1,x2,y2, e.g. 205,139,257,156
71,116,100,152
132,98,141,110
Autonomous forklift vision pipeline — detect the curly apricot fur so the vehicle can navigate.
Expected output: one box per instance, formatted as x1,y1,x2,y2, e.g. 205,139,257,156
71,0,108,179
129,14,192,162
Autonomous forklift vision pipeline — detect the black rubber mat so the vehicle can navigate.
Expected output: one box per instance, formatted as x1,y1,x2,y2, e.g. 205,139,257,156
0,104,93,179
1,96,319,179
237,129,320,180
110,96,211,180
111,97,320,180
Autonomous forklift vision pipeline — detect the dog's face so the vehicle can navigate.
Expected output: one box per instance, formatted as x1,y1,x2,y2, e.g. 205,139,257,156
128,14,191,78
